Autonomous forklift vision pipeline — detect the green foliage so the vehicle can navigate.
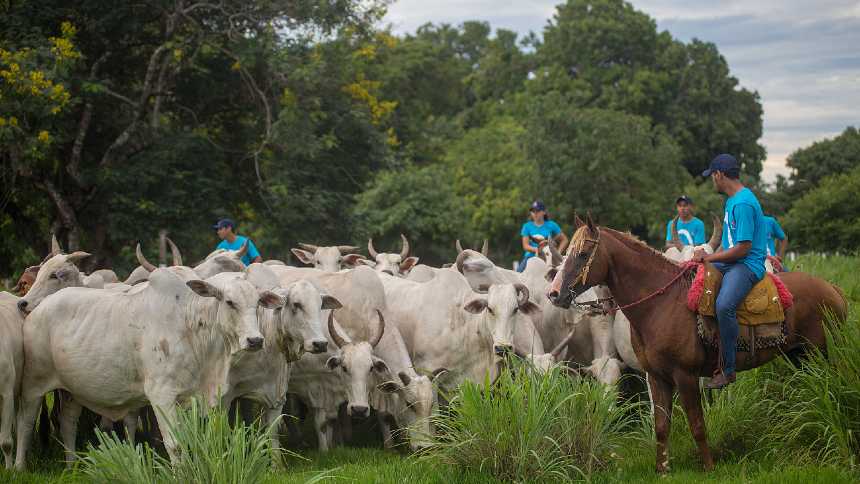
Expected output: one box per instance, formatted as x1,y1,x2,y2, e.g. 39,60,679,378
74,399,276,484
424,362,637,481
786,126,860,194
784,166,860,252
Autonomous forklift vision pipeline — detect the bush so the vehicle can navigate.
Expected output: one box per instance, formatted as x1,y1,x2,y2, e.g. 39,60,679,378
74,399,276,484
423,361,637,482
762,314,860,466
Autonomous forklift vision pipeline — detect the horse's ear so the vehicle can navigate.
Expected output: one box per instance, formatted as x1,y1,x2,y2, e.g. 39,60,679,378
573,211,585,228
586,212,597,234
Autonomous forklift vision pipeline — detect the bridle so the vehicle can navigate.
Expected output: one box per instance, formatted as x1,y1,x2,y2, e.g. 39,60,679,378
565,229,601,301
565,227,697,314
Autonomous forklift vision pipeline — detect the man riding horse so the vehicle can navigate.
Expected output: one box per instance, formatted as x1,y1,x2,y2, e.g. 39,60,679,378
692,154,768,389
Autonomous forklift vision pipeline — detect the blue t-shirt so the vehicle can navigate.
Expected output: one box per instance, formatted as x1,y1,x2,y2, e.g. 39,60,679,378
520,220,561,260
763,216,786,257
665,217,706,246
721,188,767,280
216,235,260,266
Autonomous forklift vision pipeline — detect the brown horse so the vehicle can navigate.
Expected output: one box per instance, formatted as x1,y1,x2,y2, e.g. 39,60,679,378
548,216,848,473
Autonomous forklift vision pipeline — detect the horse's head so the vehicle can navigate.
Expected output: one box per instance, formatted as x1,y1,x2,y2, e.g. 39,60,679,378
547,214,610,309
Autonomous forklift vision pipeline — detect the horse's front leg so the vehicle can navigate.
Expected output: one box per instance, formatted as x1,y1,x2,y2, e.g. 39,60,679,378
648,372,674,474
676,371,715,471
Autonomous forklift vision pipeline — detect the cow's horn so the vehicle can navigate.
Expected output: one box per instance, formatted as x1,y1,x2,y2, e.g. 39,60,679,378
367,238,379,259
455,240,464,254
671,216,681,246
327,312,347,349
50,233,63,256
298,243,319,252
550,329,577,359
235,239,249,259
514,283,530,307
481,239,489,256
708,215,722,251
455,250,470,274
370,309,385,348
337,245,359,254
166,237,183,266
136,243,157,272
399,234,410,259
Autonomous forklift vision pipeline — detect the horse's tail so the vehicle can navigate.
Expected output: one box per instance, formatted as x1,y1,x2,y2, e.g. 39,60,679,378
830,283,849,320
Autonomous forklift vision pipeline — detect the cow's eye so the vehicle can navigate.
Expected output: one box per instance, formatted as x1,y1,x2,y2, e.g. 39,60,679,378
293,302,302,312
487,307,495,315
49,273,58,280
226,300,236,309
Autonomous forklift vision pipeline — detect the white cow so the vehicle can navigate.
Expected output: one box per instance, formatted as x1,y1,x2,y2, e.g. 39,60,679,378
0,293,23,468
122,237,184,285
288,311,392,451
380,269,539,394
664,216,722,263
16,251,92,315
271,265,436,451
290,243,365,272
362,234,419,277
14,268,274,469
218,266,338,455
124,239,244,285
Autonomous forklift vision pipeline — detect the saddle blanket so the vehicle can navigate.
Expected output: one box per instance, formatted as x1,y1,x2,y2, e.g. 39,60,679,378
687,262,793,326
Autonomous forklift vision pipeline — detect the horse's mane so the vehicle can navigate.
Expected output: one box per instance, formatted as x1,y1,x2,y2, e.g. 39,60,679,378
569,224,684,279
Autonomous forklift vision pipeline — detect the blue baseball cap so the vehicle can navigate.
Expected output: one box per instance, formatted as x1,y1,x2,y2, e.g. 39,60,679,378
530,200,547,212
212,218,236,230
701,154,740,178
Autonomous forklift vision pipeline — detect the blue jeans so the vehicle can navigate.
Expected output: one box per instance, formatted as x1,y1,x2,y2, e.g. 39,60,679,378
712,262,761,376
516,256,530,273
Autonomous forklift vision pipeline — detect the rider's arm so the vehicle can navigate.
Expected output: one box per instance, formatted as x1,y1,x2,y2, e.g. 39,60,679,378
554,232,569,252
778,236,788,260
702,241,750,263
521,236,538,254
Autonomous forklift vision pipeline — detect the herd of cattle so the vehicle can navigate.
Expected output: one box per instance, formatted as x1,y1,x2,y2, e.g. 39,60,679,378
0,223,725,471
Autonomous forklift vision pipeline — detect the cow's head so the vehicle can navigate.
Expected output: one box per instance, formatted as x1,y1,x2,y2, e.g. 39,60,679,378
325,310,390,418
291,244,364,273
376,371,439,451
194,241,248,279
274,280,341,355
454,249,508,292
464,283,540,357
13,266,40,296
362,234,419,277
187,274,271,354
584,356,625,386
17,252,91,315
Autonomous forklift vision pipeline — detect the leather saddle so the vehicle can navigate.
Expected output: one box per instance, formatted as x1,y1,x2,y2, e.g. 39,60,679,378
697,262,785,326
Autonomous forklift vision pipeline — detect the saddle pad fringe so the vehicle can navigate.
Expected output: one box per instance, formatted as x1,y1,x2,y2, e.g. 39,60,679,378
696,314,787,352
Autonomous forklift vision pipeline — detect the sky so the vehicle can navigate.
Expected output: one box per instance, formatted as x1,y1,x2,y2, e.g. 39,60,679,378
383,0,860,184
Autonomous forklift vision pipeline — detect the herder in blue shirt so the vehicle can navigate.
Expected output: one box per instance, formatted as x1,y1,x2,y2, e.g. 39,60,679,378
763,215,789,272
517,200,568,272
213,218,262,266
665,195,706,250
692,154,768,389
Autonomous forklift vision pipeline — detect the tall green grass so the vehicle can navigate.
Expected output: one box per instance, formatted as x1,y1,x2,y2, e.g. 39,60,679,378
74,399,276,483
423,361,637,482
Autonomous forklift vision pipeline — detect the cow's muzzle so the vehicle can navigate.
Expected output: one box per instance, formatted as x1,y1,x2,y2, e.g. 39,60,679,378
547,290,572,309
349,405,369,418
246,336,264,351
494,344,513,357
310,340,328,354
17,299,30,315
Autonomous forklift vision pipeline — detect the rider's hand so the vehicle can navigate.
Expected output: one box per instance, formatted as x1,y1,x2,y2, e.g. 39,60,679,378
692,249,707,263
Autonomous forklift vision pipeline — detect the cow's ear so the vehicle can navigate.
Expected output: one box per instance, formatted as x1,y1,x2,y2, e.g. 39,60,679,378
325,355,342,370
66,251,92,265
258,291,285,309
463,298,488,314
398,371,412,387
545,268,558,283
518,300,542,317
377,380,401,394
187,280,223,300
372,357,390,374
321,294,342,310
357,258,376,268
399,257,419,273
342,254,365,268
290,249,315,266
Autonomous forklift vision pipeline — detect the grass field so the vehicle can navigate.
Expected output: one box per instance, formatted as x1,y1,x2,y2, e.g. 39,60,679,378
2,254,858,483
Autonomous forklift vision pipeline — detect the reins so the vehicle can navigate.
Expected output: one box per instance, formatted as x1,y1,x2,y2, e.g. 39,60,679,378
607,261,698,313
